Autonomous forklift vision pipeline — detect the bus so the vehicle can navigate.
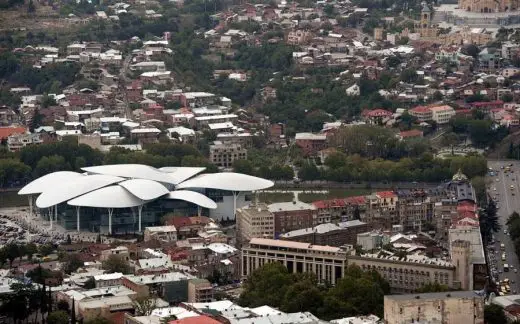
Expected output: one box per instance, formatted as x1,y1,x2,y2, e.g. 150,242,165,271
505,264,510,272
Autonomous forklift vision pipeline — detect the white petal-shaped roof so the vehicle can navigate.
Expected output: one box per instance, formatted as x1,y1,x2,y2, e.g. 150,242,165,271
36,174,125,208
176,172,274,192
18,171,84,195
118,179,169,200
67,186,144,208
165,190,217,209
158,167,206,184
82,164,178,185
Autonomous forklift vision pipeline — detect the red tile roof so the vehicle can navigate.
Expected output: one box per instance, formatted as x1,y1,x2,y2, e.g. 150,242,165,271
376,191,397,199
410,106,431,113
362,109,392,118
399,129,423,138
344,195,367,205
169,315,221,324
0,126,26,139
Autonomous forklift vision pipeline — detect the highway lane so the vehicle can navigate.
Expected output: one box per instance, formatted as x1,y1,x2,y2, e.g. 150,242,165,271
488,160,520,293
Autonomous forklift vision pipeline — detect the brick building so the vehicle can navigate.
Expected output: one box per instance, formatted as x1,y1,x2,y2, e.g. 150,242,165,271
268,201,318,237
279,220,371,246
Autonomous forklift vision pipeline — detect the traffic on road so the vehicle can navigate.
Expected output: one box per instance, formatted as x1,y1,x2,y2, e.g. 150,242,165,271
487,160,520,295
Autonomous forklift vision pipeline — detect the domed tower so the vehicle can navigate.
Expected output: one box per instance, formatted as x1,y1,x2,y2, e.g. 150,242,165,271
421,2,432,28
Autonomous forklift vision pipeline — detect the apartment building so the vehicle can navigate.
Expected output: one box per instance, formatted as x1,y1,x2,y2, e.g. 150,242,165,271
268,201,318,237
94,273,123,288
122,272,195,303
187,278,213,303
236,203,275,247
357,232,390,251
347,253,457,293
279,220,371,247
363,191,399,229
312,196,367,223
144,225,178,242
409,106,433,122
295,132,327,156
241,238,349,285
384,291,484,324
209,142,247,168
100,246,130,262
396,189,435,231
429,105,456,124
7,133,43,152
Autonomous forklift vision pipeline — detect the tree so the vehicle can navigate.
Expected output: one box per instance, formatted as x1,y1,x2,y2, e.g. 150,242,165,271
4,243,21,267
0,283,40,323
47,311,69,324
501,93,514,102
84,318,111,324
39,243,54,256
239,262,295,307
233,159,254,175
102,255,132,274
56,299,70,313
25,243,38,260
299,162,320,181
461,44,480,58
480,200,500,244
27,0,35,13
484,304,507,324
83,277,96,289
63,254,84,274
132,294,158,316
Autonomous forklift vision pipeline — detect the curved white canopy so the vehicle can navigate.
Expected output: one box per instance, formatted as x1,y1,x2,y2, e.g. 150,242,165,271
158,167,206,185
118,179,169,200
18,171,84,195
165,190,217,209
36,174,125,208
176,172,274,192
67,186,144,208
82,164,178,185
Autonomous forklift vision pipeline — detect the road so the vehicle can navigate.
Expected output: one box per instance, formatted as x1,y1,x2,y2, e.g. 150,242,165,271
487,160,520,293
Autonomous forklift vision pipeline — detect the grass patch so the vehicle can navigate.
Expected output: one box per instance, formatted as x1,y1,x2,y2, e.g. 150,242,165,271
298,189,371,203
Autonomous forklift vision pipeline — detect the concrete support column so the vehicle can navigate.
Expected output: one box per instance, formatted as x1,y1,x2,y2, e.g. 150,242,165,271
28,196,33,217
76,207,80,232
138,205,143,233
108,208,113,235
232,191,239,219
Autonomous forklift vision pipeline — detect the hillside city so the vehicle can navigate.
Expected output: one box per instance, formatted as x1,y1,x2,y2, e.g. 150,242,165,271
4,0,520,322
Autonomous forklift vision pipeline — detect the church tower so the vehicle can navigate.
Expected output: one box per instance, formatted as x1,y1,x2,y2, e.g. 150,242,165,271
421,1,432,28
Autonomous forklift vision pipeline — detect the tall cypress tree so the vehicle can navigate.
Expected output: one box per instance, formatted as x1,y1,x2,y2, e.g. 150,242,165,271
47,285,52,313
71,298,76,324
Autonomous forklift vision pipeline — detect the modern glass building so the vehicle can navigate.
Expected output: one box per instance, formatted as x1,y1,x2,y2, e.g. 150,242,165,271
18,164,273,234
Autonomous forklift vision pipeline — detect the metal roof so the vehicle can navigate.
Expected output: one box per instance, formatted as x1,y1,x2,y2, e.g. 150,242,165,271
36,174,125,208
67,185,144,208
165,190,217,209
176,172,274,192
158,167,206,185
82,164,178,185
18,171,84,195
118,179,169,200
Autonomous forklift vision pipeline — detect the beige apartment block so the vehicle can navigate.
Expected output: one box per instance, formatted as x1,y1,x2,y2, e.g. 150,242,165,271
384,291,484,324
